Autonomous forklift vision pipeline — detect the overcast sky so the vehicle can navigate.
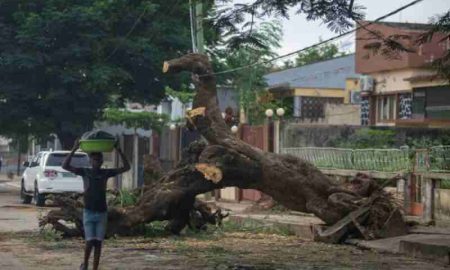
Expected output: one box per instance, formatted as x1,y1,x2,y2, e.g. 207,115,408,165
275,0,449,57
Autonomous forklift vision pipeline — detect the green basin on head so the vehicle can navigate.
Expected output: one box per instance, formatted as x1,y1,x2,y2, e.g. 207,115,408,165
80,140,115,153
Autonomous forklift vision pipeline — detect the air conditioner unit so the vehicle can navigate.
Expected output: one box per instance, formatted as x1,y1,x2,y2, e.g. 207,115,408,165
350,91,362,104
359,75,374,92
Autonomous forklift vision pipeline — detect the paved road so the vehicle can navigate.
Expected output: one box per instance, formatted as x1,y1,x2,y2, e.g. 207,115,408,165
0,179,41,269
0,179,41,232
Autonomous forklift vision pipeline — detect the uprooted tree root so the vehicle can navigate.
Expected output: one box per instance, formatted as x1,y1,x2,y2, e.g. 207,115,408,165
40,188,228,238
41,53,407,243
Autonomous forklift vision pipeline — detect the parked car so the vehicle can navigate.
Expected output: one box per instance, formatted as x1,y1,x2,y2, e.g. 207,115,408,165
21,151,90,206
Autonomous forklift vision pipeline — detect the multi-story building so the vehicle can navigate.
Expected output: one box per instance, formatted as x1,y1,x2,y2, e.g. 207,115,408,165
356,21,449,127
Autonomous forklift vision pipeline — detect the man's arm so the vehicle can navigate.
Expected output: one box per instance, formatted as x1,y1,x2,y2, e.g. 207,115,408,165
62,140,81,174
114,142,131,174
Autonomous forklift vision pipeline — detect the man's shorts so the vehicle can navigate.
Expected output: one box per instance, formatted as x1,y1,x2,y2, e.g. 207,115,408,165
83,209,107,241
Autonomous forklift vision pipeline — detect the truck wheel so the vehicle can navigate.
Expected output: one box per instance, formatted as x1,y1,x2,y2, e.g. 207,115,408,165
34,182,46,207
20,180,32,204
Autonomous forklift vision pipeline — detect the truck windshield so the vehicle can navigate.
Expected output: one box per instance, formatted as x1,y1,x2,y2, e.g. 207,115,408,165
46,153,90,167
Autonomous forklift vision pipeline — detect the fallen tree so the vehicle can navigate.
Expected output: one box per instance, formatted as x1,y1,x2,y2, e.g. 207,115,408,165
41,54,407,243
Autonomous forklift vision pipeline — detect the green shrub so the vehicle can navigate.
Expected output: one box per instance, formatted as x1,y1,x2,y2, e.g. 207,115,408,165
333,128,396,149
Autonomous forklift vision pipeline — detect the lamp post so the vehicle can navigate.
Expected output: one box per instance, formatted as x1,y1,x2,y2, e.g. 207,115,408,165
230,125,238,134
264,108,285,154
274,108,285,154
265,109,274,118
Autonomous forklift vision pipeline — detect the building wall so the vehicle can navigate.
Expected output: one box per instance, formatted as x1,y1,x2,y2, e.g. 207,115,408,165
435,188,450,223
293,88,346,98
410,78,449,89
372,69,427,94
0,137,10,152
356,22,448,74
324,104,361,125
345,78,360,104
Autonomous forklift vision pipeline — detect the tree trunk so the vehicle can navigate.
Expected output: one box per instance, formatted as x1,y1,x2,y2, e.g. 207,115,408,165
57,132,78,150
44,54,406,242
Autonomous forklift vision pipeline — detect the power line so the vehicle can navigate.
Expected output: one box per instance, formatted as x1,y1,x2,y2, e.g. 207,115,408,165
106,5,149,60
106,0,184,61
202,0,424,77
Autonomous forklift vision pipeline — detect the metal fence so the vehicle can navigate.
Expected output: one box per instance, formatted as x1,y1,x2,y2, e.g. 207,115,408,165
282,146,450,173
414,146,450,173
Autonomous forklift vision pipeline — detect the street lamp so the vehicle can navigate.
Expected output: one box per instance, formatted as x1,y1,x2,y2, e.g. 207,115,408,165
169,124,176,131
276,108,285,117
230,125,238,134
265,108,274,118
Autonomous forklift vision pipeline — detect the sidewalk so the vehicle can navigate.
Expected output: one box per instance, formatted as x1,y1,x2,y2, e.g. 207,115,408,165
0,173,20,189
212,200,325,240
347,229,450,265
213,200,450,265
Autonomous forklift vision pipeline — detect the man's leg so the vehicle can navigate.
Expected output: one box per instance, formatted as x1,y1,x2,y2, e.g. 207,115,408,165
92,212,107,270
82,210,95,270
93,240,102,270
82,240,95,270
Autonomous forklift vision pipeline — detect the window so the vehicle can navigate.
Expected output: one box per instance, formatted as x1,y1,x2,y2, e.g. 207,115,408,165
31,153,42,167
46,153,90,167
301,97,343,119
377,95,396,121
413,86,450,120
412,90,426,119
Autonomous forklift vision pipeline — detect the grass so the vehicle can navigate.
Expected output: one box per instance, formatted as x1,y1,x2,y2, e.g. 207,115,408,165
143,221,169,238
39,226,63,242
220,219,294,236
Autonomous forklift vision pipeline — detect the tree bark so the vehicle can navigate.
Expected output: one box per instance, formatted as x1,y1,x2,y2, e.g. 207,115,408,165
44,54,406,242
57,132,78,150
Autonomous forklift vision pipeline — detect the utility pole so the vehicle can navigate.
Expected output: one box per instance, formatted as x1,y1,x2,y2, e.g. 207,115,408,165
190,0,205,54
195,1,205,54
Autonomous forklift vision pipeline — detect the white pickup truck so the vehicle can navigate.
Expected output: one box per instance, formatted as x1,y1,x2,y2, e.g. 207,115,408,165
21,151,89,206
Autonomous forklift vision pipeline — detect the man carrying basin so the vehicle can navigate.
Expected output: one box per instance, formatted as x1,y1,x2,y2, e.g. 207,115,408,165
62,131,130,270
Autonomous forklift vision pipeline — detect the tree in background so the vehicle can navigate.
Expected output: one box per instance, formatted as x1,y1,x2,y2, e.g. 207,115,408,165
211,20,283,124
0,0,193,149
294,42,343,66
212,0,364,44
419,11,450,81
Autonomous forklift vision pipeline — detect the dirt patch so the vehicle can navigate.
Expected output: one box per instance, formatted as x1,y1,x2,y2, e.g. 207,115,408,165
0,225,448,270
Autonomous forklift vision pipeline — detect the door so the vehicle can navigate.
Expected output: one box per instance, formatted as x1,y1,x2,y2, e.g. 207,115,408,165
240,125,266,201
24,153,43,191
410,174,424,216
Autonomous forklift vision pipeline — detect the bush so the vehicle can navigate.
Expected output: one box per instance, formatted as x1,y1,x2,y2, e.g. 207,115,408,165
332,129,396,149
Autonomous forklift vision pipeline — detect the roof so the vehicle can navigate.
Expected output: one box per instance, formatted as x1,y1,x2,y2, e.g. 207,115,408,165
404,74,443,82
264,54,358,90
368,21,432,31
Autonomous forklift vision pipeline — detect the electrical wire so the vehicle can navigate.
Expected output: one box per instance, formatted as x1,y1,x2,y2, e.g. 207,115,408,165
105,0,184,61
105,5,149,60
201,0,425,77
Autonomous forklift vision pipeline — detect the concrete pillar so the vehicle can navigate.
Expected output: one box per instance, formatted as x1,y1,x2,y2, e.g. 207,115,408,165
402,174,412,215
294,96,302,117
273,120,280,154
133,132,139,188
149,131,153,155
116,135,125,189
423,178,434,223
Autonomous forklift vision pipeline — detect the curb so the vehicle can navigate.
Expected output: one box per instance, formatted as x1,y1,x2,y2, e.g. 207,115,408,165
5,182,20,189
229,215,324,240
